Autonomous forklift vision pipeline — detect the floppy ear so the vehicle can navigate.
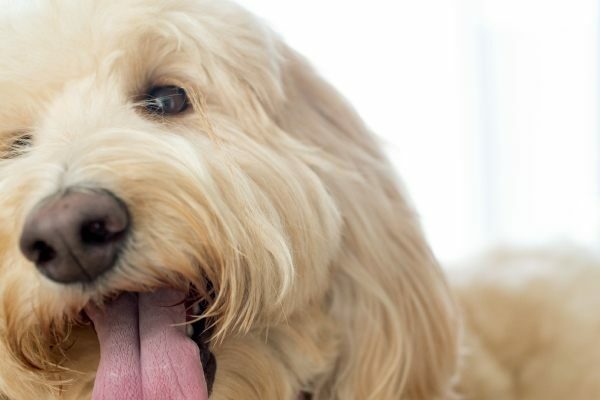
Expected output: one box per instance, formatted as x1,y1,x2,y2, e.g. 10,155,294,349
274,47,461,399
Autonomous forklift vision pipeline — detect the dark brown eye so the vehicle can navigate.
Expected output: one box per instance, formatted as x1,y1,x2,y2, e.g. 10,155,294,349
2,133,32,159
12,134,32,149
145,86,189,115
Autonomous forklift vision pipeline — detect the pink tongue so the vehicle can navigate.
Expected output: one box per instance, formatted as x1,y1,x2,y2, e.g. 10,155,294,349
87,293,143,399
87,289,209,400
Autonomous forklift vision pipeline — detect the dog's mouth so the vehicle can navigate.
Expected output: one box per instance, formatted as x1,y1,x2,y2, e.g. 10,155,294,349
185,295,217,396
86,288,216,400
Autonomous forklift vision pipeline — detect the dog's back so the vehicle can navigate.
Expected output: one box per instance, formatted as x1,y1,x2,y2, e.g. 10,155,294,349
455,247,600,399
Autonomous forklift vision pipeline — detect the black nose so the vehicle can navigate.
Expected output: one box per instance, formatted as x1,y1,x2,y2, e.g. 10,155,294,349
19,190,130,284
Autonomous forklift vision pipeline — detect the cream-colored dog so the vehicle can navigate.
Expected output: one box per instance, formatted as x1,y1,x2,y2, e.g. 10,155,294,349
0,1,598,400
0,1,458,398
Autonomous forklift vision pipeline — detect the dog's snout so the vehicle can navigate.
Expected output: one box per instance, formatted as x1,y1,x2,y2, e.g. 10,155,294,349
19,190,130,283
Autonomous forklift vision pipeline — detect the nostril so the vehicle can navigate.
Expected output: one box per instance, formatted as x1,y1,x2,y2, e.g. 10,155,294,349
80,219,126,245
81,220,111,245
31,240,57,265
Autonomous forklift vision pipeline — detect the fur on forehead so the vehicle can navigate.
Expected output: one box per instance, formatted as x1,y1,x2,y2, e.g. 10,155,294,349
0,0,285,127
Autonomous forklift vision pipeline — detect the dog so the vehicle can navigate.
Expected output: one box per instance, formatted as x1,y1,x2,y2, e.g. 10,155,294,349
0,1,459,399
4,1,600,400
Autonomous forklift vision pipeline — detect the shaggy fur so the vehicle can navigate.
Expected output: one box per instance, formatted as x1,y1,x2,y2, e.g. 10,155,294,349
455,247,600,400
0,1,459,399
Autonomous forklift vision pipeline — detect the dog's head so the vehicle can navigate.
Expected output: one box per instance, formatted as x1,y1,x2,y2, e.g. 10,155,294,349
0,1,459,399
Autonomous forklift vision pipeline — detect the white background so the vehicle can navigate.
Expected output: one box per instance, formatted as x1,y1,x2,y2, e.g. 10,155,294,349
237,0,600,264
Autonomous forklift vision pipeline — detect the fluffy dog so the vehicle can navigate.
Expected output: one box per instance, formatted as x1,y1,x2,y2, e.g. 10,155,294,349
0,1,459,399
4,2,600,400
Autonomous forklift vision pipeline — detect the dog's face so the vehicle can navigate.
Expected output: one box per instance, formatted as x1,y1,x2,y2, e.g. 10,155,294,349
0,1,341,397
0,1,459,399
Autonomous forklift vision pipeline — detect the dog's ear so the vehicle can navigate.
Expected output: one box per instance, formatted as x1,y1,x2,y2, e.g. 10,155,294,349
273,48,461,398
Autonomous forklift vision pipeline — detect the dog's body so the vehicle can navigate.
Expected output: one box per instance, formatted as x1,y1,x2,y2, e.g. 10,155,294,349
457,247,600,400
0,1,597,399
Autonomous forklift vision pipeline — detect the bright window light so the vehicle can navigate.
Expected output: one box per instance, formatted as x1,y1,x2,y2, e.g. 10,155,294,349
237,0,600,265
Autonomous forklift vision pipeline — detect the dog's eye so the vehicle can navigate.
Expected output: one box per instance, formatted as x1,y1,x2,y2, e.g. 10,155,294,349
2,133,32,159
145,86,189,115
12,134,32,148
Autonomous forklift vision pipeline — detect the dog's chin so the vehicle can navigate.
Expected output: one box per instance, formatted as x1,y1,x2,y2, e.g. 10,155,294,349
84,287,216,399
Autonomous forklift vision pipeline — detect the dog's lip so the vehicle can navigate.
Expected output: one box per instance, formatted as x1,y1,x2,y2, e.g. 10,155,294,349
185,297,217,396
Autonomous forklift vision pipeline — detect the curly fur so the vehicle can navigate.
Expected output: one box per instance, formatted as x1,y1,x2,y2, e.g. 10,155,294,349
0,1,459,399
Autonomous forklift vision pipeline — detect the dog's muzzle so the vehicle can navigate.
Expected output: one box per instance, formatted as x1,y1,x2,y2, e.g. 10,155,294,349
19,189,129,283
19,188,218,398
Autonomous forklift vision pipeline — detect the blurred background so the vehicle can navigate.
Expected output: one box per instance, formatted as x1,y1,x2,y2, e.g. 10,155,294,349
238,0,600,266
